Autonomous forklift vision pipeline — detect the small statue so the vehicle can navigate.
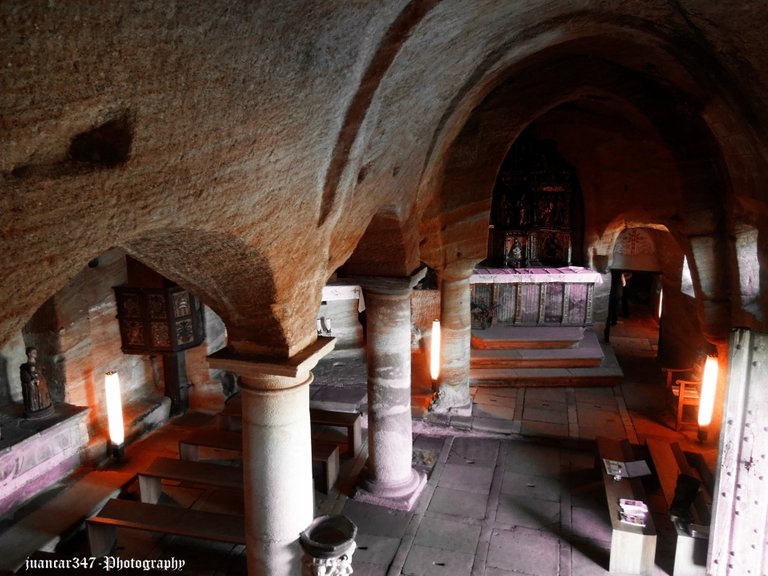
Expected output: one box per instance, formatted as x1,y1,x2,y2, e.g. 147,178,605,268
20,346,54,418
511,237,523,265
516,195,527,227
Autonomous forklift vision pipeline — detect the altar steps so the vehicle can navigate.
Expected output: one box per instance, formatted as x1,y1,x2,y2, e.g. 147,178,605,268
471,326,585,350
470,327,623,387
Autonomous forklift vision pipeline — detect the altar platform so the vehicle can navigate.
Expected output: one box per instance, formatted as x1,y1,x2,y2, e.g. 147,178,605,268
469,326,623,388
471,266,602,328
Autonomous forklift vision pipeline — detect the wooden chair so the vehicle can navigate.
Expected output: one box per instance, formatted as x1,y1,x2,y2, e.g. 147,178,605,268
662,366,702,431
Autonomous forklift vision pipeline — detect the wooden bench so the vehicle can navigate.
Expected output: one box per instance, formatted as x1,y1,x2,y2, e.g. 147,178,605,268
218,397,242,431
310,407,362,457
87,498,245,556
218,396,362,458
646,438,710,576
178,430,340,493
596,436,657,576
138,456,244,504
179,429,244,461
311,440,340,493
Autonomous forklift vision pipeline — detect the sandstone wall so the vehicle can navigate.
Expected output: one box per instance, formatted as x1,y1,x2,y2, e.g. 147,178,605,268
5,248,226,444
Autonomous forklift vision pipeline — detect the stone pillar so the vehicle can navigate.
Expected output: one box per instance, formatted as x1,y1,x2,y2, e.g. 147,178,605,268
353,268,427,511
430,261,476,414
208,337,335,576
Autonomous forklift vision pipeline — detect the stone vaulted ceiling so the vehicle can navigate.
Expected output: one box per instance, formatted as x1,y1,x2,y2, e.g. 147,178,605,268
2,1,768,355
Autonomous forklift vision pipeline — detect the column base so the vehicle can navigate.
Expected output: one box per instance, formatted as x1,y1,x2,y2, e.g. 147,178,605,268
354,468,427,511
428,384,472,415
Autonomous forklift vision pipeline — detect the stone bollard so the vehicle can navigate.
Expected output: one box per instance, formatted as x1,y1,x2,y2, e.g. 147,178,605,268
299,515,358,576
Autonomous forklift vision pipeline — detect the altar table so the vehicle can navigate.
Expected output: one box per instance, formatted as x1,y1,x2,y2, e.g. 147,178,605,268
470,266,602,327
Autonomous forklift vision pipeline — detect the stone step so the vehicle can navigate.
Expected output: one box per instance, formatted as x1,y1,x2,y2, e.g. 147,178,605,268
471,326,585,350
470,365,622,387
470,336,623,387
471,330,604,369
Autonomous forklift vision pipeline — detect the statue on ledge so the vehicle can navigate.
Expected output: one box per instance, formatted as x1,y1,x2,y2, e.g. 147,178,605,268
20,346,54,418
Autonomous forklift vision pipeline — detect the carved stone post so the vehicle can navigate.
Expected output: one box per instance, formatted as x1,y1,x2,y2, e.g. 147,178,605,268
430,260,476,413
208,337,335,576
353,268,427,511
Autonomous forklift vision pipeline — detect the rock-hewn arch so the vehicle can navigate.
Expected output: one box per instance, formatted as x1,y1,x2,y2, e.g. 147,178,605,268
123,228,290,355
411,38,736,338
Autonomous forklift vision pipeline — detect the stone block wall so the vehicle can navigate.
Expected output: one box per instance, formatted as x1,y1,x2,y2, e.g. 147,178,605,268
411,289,441,352
5,248,229,443
0,406,89,517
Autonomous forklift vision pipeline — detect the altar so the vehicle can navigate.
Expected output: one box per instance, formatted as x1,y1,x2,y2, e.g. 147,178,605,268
470,266,602,327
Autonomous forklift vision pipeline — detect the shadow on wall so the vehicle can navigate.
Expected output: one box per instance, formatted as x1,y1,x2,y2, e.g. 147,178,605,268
0,355,9,406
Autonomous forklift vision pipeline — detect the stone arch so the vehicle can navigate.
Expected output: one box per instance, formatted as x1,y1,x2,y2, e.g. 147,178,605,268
122,227,288,355
411,33,738,338
339,206,421,278
611,228,661,273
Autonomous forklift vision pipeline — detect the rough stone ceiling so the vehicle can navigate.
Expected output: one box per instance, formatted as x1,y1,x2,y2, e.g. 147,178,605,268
2,1,767,353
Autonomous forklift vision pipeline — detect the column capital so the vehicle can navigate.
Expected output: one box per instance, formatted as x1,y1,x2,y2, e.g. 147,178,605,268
441,259,481,282
208,336,335,384
345,265,427,296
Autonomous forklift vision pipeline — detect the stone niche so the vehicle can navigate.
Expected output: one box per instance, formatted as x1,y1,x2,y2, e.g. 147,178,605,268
5,250,229,460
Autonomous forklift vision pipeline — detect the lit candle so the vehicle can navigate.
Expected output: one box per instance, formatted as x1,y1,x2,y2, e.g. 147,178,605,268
105,371,125,455
698,356,718,427
430,319,441,382
657,288,663,319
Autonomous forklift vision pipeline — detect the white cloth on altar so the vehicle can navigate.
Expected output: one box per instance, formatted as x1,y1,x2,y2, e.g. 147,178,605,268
470,266,603,284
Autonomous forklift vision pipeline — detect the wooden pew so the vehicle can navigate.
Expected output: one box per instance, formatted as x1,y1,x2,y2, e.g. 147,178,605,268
87,498,245,556
309,408,362,457
646,438,710,576
179,429,243,461
218,395,362,458
138,457,244,504
178,429,340,493
596,436,657,576
311,441,340,493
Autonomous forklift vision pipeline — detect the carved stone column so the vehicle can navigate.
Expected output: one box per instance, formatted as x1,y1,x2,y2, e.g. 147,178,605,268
208,337,335,576
430,261,476,414
353,268,427,511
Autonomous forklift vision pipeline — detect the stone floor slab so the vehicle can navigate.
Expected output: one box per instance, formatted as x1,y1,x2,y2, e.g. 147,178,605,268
474,386,519,399
342,499,412,538
520,420,569,438
351,532,401,566
569,539,611,575
447,436,501,463
428,486,488,520
569,505,612,545
524,388,569,403
402,543,475,576
473,402,517,421
347,561,388,576
495,493,560,529
414,514,482,555
522,404,568,425
486,526,560,575
500,471,561,502
503,442,561,476
472,416,519,435
438,462,495,495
